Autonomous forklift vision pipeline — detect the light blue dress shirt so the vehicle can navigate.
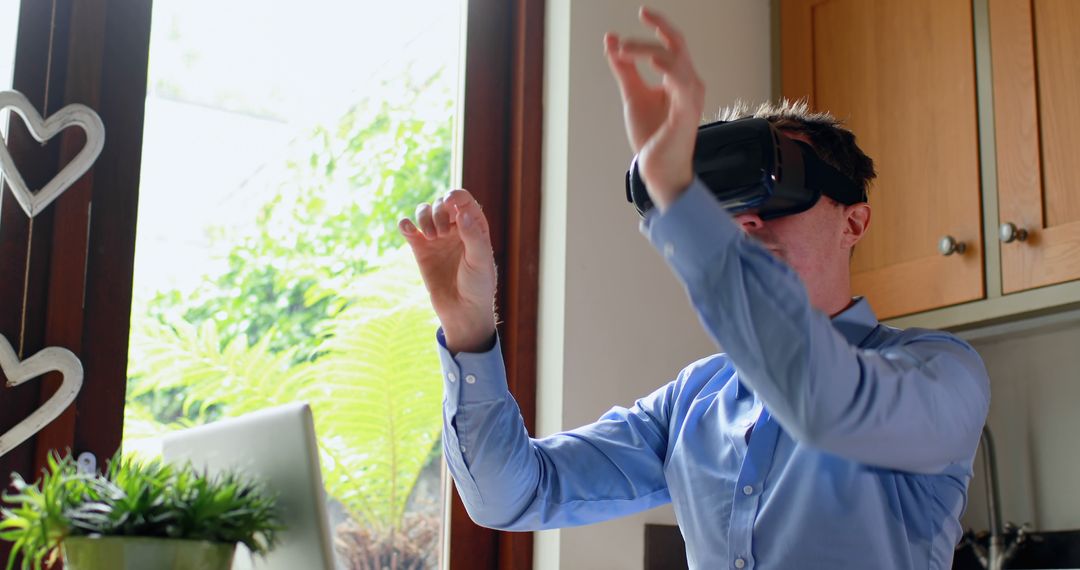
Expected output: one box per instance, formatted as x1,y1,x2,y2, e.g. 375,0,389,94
437,179,990,569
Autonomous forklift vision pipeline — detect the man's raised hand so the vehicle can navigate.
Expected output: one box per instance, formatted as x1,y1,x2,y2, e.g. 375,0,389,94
399,189,498,354
604,7,705,211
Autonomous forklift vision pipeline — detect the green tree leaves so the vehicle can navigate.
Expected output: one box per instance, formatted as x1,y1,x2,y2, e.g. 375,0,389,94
149,69,453,362
131,254,443,532
127,68,454,552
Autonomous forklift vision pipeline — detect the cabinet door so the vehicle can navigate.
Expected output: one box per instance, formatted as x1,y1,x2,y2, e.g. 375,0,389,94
991,0,1080,293
781,0,984,319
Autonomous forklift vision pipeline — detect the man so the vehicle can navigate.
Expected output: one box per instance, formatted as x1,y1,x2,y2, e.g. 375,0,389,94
398,7,989,569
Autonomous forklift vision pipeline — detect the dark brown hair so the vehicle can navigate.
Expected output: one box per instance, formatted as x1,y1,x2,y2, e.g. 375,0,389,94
716,99,877,198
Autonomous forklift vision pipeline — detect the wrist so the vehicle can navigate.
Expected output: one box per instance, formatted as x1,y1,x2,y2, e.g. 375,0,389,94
643,171,694,212
443,322,497,354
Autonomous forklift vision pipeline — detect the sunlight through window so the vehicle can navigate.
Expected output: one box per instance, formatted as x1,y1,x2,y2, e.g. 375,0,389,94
125,2,462,567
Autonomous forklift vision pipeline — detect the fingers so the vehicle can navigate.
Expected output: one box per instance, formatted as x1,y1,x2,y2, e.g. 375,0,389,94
614,40,676,71
399,190,491,258
604,8,700,93
616,38,697,89
414,202,436,238
443,189,493,266
604,33,648,97
432,196,453,236
639,6,685,53
398,216,417,236
442,188,480,211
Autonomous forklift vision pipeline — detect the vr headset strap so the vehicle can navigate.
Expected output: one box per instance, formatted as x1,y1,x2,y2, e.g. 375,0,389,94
796,142,866,205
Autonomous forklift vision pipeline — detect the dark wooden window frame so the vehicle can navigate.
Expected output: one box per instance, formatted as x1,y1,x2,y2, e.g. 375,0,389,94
0,0,543,568
454,1,543,568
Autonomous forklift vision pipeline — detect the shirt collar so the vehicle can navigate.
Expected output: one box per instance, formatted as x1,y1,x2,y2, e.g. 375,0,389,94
831,296,880,347
734,297,879,399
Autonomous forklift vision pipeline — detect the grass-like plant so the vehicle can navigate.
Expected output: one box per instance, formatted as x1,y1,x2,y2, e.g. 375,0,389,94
0,452,281,570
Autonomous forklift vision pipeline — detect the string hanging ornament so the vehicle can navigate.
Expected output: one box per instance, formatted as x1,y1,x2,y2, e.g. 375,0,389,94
0,16,105,456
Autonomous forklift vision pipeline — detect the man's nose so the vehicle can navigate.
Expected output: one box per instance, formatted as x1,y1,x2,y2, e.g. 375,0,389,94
733,213,765,233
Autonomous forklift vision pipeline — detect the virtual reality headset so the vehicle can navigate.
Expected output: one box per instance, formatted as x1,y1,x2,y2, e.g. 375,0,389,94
625,118,866,219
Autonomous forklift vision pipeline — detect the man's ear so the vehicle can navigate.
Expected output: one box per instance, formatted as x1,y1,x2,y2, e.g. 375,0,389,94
841,202,871,249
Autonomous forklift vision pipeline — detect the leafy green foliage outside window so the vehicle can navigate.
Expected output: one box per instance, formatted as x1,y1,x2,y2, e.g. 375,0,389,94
130,254,442,532
126,70,453,566
147,72,452,364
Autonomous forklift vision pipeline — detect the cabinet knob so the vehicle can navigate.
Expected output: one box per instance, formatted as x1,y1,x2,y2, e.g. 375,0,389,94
999,222,1028,244
938,235,966,256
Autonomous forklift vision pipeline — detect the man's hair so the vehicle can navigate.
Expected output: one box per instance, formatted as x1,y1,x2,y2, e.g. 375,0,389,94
716,99,877,198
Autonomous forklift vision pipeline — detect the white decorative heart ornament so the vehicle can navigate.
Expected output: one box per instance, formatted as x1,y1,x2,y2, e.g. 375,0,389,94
0,334,84,458
0,90,105,218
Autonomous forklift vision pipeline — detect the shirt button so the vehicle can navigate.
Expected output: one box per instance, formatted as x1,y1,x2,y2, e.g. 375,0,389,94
742,485,754,496
663,243,676,258
447,372,457,383
735,558,746,569
460,446,466,453
465,374,477,384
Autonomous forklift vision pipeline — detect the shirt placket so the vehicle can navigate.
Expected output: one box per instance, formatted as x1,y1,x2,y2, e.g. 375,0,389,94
725,408,780,570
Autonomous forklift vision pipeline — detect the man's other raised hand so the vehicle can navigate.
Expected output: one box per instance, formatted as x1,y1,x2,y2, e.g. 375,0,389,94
399,189,498,354
604,7,705,211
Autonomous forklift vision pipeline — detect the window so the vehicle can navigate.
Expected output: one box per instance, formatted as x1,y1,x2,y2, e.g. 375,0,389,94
124,0,462,565
0,0,540,568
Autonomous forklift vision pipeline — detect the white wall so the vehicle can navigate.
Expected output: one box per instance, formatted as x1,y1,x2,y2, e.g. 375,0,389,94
962,314,1080,533
538,1,772,568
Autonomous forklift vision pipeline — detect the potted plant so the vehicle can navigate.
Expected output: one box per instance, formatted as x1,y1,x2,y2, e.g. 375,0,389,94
0,452,280,570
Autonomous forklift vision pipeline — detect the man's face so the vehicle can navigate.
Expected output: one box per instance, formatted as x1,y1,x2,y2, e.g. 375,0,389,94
732,196,849,281
730,130,870,304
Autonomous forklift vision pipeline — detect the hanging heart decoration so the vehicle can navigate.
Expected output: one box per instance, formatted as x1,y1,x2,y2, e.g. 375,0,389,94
0,90,105,218
0,334,84,458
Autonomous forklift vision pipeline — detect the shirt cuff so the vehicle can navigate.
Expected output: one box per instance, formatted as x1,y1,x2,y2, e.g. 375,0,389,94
639,177,743,283
436,328,510,408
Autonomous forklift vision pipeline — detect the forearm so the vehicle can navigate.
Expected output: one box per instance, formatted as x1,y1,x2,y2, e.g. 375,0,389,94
641,180,989,472
438,330,540,528
640,180,838,417
437,330,673,529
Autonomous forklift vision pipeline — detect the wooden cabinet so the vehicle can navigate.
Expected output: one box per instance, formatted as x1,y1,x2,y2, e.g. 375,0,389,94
990,0,1080,294
780,0,985,320
781,0,1080,325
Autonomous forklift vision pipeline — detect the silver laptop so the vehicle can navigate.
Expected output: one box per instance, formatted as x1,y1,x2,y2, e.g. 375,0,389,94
162,402,336,570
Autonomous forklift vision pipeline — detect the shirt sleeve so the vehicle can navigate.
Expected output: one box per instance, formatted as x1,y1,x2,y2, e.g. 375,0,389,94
437,329,673,531
640,179,990,475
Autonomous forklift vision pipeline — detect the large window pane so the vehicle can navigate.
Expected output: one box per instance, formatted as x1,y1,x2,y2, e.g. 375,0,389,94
124,1,461,567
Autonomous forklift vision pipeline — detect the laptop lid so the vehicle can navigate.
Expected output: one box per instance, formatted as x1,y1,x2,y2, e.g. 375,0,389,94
161,402,336,570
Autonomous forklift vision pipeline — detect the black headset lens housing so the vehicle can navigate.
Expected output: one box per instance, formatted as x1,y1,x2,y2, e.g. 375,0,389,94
625,118,866,219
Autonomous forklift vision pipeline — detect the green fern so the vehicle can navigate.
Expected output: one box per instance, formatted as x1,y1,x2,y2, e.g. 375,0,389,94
301,302,442,532
126,252,444,536
128,318,303,418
